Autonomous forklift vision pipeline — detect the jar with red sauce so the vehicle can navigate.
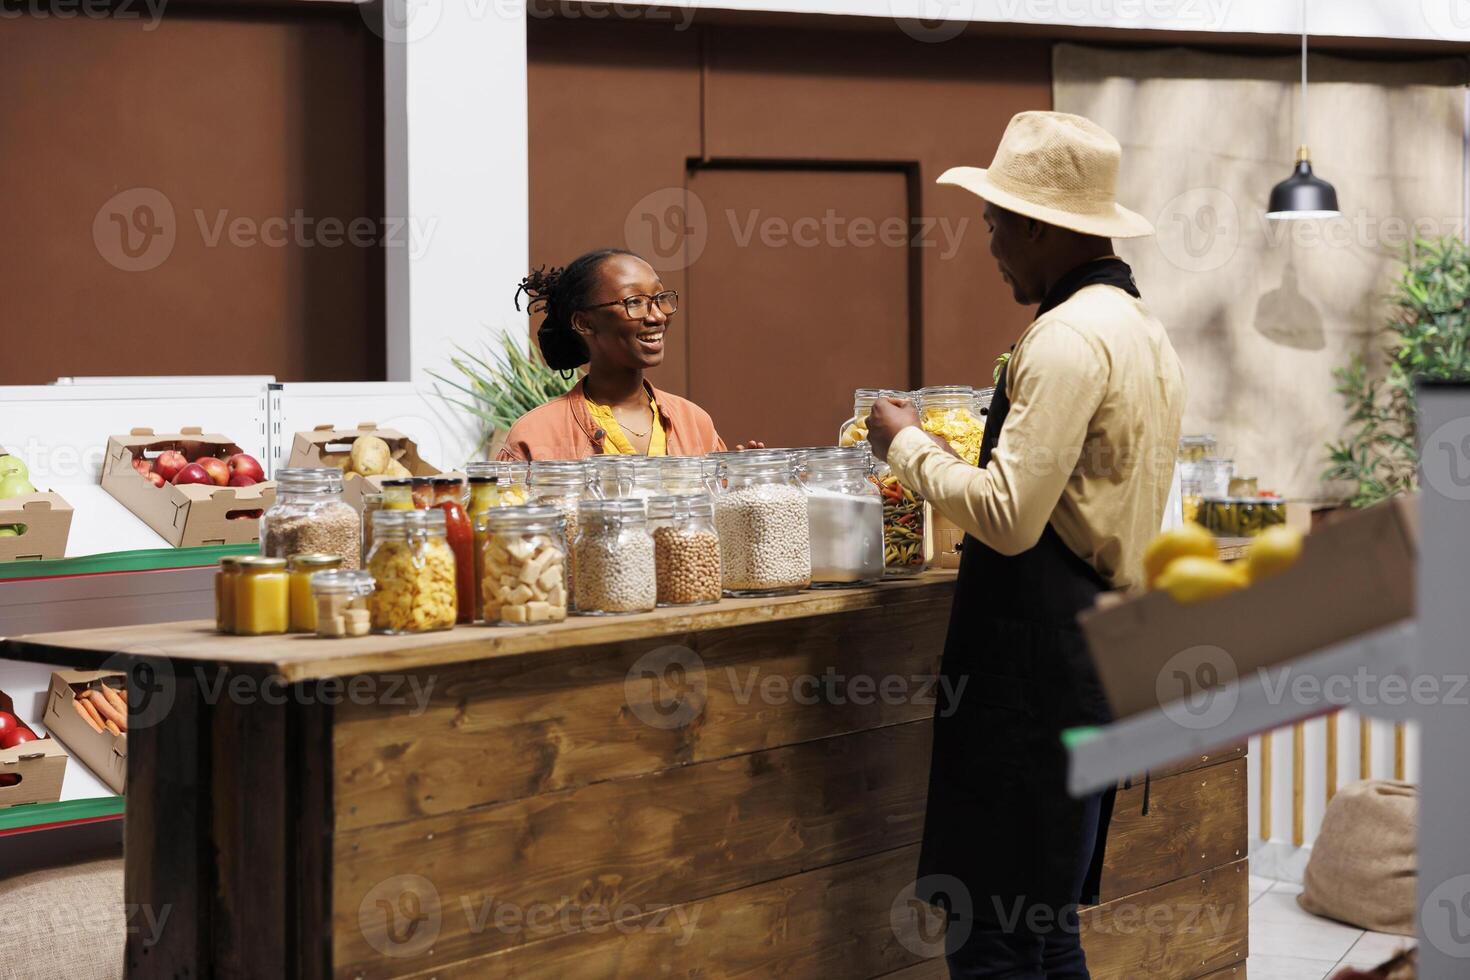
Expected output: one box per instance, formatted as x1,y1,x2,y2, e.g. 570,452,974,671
431,477,475,623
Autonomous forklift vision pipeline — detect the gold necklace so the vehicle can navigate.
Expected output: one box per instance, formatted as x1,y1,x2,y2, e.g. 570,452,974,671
616,408,652,439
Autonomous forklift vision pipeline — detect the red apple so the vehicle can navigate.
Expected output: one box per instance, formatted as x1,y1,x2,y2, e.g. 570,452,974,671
0,712,16,738
229,508,264,520
228,474,258,487
131,457,154,477
147,471,167,489
196,456,230,487
172,463,213,487
0,774,18,787
0,728,37,750
153,450,188,483
226,453,265,484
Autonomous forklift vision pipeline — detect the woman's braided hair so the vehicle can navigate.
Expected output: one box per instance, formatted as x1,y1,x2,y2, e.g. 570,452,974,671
515,248,636,374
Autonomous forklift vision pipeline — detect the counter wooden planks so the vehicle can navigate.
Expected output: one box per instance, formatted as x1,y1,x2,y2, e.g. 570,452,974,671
0,570,1247,978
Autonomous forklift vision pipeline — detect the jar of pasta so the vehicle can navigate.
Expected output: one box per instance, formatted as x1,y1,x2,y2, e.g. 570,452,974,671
365,510,457,634
838,387,884,447
918,386,985,465
874,458,926,577
478,504,569,626
287,553,343,632
310,569,375,638
233,556,289,636
574,499,657,615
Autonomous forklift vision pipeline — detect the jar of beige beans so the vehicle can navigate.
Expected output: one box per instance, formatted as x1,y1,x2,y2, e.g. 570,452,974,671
715,453,812,596
647,494,721,606
573,498,657,615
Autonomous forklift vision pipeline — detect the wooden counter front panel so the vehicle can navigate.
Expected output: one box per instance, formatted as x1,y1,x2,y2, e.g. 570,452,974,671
333,592,948,831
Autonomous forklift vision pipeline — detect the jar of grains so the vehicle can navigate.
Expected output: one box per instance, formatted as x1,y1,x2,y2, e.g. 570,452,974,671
574,499,657,615
874,457,926,577
715,454,812,596
527,460,592,605
802,447,884,588
647,494,721,606
261,468,362,569
365,509,457,634
478,504,569,626
656,455,706,496
838,387,884,448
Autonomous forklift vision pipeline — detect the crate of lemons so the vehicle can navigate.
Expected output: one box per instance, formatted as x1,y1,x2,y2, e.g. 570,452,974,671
1144,522,1303,603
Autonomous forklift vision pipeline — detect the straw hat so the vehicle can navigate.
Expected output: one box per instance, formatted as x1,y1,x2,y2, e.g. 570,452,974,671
938,111,1154,239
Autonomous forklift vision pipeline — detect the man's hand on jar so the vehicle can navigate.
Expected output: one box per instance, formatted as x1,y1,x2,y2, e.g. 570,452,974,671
866,396,921,463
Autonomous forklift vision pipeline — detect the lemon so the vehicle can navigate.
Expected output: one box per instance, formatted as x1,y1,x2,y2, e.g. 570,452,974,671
1144,522,1218,587
1154,556,1249,604
1246,526,1304,583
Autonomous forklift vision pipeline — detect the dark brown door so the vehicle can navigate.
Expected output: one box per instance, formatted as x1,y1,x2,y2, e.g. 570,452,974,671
685,167,912,448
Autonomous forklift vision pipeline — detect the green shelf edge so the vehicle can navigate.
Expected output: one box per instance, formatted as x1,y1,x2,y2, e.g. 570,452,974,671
1060,725,1102,750
0,794,124,832
0,543,257,581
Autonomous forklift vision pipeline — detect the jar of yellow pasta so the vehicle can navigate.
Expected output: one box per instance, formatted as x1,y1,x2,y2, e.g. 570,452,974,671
838,388,884,447
365,509,457,634
918,385,985,465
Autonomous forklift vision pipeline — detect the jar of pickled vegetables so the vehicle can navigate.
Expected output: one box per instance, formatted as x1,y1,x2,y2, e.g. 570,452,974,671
287,553,343,632
381,477,415,511
310,569,375,638
918,386,985,465
430,477,475,624
233,556,289,636
215,555,244,633
873,459,926,576
838,388,884,447
365,510,457,634
478,505,569,626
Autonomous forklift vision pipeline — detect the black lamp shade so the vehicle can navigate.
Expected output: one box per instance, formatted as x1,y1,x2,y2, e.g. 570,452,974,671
1267,159,1339,219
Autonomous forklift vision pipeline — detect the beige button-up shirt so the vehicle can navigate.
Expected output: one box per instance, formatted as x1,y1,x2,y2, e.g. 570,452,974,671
889,283,1186,590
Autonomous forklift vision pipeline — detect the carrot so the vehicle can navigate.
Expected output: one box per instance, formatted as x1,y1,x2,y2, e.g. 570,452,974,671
100,684,126,715
115,686,127,704
79,697,106,731
103,719,122,736
87,690,126,732
72,698,103,734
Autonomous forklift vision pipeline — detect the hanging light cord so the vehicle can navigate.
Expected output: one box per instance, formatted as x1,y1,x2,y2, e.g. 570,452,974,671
1299,0,1308,153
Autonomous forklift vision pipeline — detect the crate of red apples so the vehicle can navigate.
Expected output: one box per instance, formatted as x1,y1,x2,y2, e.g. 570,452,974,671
0,688,68,809
101,427,275,547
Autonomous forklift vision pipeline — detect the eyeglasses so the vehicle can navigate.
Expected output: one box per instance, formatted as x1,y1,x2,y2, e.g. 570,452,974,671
584,290,679,320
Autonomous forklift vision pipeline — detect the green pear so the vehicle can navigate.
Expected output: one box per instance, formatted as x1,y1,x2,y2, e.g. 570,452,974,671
0,456,26,480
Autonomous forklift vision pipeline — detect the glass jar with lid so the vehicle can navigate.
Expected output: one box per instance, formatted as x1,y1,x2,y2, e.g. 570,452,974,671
1178,435,1217,463
647,494,721,606
309,568,375,638
477,504,569,625
260,467,362,568
528,460,592,600
874,457,926,577
573,499,657,615
233,556,289,636
380,477,416,511
590,456,661,501
655,455,706,496
430,477,475,624
215,555,245,633
918,385,985,465
838,387,884,447
361,490,384,559
715,454,812,596
287,553,343,632
803,447,884,588
466,461,529,511
365,509,457,634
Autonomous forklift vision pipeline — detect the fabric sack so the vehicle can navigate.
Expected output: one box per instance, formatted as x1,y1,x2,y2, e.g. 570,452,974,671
1299,779,1417,936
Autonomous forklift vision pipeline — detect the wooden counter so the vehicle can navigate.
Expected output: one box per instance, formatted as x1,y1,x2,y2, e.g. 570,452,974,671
1,571,1246,979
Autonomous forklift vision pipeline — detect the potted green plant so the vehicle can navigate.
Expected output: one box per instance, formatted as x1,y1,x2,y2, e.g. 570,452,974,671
430,334,578,459
1325,236,1470,507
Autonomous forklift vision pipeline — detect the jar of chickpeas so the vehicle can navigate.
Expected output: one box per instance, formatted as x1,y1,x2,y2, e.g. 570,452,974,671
365,509,457,634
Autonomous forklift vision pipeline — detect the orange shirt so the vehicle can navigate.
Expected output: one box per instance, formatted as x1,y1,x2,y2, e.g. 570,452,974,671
498,379,727,461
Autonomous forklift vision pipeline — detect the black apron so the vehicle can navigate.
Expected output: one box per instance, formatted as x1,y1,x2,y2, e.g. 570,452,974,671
916,258,1140,925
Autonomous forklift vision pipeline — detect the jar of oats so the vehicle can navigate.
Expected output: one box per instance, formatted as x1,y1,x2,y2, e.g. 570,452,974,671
261,468,362,569
647,494,721,606
716,454,812,596
573,498,657,615
365,509,457,634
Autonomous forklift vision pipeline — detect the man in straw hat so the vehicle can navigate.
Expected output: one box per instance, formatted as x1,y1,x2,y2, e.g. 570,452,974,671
868,111,1186,978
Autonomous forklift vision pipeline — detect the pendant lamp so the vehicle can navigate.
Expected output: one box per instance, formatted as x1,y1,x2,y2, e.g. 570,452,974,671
1267,0,1340,220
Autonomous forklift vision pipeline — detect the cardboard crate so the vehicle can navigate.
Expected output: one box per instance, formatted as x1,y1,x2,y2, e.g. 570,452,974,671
42,670,127,795
0,492,74,562
101,427,276,548
0,687,68,809
1080,496,1417,721
286,422,441,511
932,514,965,570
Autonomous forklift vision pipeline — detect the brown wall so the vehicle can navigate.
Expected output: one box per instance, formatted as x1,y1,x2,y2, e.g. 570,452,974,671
528,17,1051,446
0,7,385,385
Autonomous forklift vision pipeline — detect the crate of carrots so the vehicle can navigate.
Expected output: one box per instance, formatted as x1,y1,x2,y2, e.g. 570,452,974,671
43,670,128,794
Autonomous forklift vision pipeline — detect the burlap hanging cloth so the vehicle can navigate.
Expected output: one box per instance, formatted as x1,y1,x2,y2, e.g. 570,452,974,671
1298,779,1417,936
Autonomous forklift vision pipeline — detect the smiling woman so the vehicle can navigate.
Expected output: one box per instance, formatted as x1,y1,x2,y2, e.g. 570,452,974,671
499,249,757,460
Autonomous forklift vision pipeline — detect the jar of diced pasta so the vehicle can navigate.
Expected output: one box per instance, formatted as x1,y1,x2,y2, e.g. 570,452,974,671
365,509,457,634
477,504,569,626
918,385,985,465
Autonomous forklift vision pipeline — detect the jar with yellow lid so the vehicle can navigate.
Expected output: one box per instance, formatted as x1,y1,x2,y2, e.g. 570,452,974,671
365,510,457,634
215,555,245,633
287,554,343,632
234,556,289,636
381,478,415,511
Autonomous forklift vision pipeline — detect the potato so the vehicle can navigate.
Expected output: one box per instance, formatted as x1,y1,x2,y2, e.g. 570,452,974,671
349,436,392,477
319,451,352,472
383,458,412,478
